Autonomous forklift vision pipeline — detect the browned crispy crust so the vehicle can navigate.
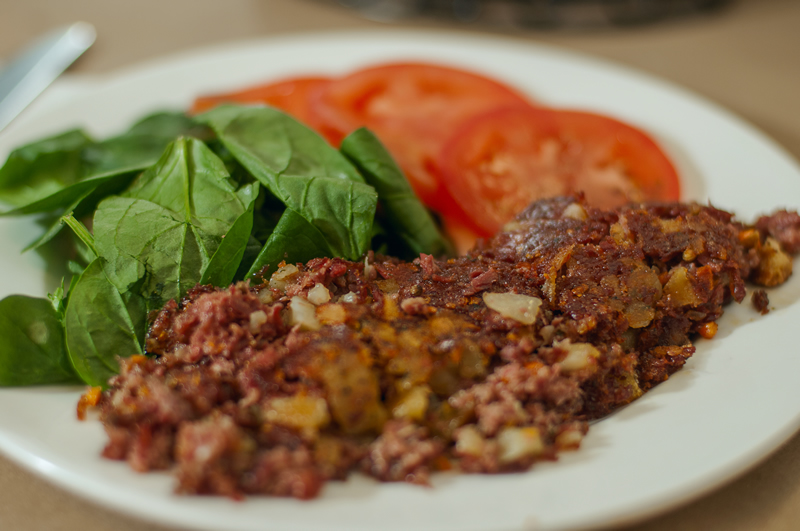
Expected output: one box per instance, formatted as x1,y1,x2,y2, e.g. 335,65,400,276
91,196,796,498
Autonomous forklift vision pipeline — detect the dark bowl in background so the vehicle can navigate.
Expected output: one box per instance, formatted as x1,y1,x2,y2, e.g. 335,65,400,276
330,0,733,29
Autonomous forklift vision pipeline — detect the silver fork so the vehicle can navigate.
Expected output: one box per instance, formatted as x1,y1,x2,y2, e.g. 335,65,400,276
0,22,95,132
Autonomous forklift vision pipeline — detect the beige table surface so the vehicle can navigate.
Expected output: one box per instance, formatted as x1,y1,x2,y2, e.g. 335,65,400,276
1,0,800,529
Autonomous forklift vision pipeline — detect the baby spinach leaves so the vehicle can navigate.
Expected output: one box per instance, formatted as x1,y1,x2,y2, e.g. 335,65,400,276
201,189,258,287
94,137,256,308
244,207,336,278
197,105,377,261
1,169,139,218
0,104,454,388
82,112,208,176
65,259,146,386
0,130,92,208
0,295,80,386
0,112,203,216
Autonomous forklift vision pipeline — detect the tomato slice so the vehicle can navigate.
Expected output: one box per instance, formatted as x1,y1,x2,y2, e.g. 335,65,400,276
190,77,331,125
555,110,681,206
308,63,534,216
438,106,681,235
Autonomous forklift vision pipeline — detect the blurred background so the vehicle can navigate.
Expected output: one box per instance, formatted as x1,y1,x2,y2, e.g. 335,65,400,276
1,1,800,530
328,0,732,27
2,0,798,157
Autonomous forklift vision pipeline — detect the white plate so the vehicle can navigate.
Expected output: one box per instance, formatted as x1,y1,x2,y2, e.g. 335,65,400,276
1,30,799,531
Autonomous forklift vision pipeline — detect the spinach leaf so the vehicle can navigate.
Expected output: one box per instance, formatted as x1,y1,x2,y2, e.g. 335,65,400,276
340,128,453,259
1,112,202,216
24,212,74,254
67,260,86,277
197,105,378,261
0,130,92,208
82,112,208,176
65,258,146,387
93,196,200,305
235,235,265,281
0,169,139,217
200,182,259,286
0,295,80,386
22,171,139,252
245,207,335,279
93,137,252,307
250,188,286,243
122,111,204,138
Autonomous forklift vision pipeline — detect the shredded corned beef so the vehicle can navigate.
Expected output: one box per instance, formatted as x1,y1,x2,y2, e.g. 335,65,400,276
86,196,797,499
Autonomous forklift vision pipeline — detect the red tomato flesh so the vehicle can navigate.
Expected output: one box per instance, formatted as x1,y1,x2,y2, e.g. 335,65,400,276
190,77,331,125
188,65,682,253
438,106,681,235
308,63,535,218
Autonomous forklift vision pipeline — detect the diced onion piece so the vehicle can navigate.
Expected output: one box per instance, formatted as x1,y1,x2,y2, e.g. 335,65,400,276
755,237,793,287
562,202,587,221
339,291,358,304
376,278,399,294
497,427,544,463
454,425,485,457
307,283,332,305
539,325,555,343
364,254,375,280
657,218,684,233
400,296,428,314
543,247,572,303
257,289,274,304
610,221,632,245
289,296,321,331
557,340,600,372
664,266,701,307
483,292,542,325
249,310,268,334
391,385,430,421
269,264,299,292
262,395,330,430
624,302,655,329
502,220,523,232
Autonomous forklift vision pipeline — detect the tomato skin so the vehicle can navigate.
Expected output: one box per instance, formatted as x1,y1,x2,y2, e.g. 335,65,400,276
190,77,331,125
308,63,534,217
438,106,681,235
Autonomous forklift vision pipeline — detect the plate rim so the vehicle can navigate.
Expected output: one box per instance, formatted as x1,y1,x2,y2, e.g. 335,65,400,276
1,27,799,531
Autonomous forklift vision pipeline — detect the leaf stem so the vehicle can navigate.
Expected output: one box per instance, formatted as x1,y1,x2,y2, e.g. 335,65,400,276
61,212,99,260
